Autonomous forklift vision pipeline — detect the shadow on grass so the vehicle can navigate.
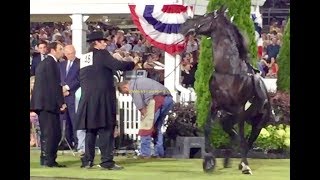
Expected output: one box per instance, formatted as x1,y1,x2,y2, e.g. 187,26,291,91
156,168,227,176
31,158,178,169
116,158,178,165
31,177,117,180
31,160,80,168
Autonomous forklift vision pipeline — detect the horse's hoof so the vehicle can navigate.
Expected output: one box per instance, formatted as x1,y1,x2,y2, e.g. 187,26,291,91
242,169,253,175
223,158,232,168
238,163,243,170
241,162,252,175
202,156,216,173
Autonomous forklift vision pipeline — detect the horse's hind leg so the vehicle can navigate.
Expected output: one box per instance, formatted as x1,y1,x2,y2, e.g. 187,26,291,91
238,121,253,175
220,114,239,168
247,114,265,151
238,116,264,175
202,102,217,173
242,97,270,160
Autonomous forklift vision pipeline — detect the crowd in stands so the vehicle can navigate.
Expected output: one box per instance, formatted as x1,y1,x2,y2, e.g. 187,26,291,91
257,18,287,78
30,22,199,88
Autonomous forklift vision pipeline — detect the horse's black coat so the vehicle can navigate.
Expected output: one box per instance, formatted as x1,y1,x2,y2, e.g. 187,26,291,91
179,6,275,174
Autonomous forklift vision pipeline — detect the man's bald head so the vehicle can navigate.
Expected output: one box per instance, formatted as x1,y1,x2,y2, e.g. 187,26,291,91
64,45,76,60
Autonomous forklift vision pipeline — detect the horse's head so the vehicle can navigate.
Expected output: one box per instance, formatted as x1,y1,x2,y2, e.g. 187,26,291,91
179,5,231,37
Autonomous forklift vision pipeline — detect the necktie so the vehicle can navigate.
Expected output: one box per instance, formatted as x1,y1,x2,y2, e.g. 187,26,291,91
66,61,72,75
41,54,46,61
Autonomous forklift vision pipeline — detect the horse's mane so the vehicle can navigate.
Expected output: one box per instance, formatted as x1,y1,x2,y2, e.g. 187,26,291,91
222,17,249,62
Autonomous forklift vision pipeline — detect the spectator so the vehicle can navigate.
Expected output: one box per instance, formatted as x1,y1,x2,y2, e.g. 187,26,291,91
76,31,135,170
257,54,269,77
112,49,125,60
30,41,67,167
75,87,85,154
31,33,39,48
132,40,146,53
266,57,279,78
106,35,117,53
186,34,199,53
120,39,132,52
30,40,48,76
117,78,174,158
266,37,280,60
123,51,134,62
59,45,80,151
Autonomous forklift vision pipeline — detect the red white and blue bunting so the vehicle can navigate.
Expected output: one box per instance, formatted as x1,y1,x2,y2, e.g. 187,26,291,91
251,6,263,58
129,4,193,55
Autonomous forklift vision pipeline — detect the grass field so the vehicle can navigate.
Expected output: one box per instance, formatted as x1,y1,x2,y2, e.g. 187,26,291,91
30,151,290,180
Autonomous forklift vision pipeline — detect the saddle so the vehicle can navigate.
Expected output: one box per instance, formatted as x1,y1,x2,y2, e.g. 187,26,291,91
244,62,267,101
252,74,267,101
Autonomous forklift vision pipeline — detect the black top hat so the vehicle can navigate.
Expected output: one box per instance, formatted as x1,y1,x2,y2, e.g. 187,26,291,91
86,31,108,42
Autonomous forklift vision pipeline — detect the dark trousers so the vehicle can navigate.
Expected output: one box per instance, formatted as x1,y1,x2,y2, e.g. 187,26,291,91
38,110,61,165
60,102,77,147
83,127,115,168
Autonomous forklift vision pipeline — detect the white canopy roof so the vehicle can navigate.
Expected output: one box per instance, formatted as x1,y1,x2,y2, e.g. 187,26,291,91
30,0,210,22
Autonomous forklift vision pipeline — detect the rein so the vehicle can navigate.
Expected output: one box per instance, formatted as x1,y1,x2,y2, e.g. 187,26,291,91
214,69,254,77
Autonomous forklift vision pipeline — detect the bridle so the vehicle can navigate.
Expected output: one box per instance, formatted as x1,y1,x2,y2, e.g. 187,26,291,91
187,10,218,36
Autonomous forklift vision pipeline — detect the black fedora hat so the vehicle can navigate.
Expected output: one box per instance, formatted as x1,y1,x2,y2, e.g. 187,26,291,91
86,31,108,42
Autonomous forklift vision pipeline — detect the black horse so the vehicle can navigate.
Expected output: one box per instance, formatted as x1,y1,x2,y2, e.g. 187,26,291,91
179,6,275,174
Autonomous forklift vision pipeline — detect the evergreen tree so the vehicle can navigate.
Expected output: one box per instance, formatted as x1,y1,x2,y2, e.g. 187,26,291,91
228,0,257,64
276,18,290,93
195,0,257,127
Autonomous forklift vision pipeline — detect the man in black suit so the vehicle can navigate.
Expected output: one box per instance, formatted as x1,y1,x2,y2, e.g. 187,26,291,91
30,41,67,167
76,31,135,170
30,40,48,76
59,45,80,150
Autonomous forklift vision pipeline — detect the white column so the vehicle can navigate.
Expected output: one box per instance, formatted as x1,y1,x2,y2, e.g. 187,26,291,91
70,14,89,58
164,52,177,101
174,54,191,102
163,0,191,102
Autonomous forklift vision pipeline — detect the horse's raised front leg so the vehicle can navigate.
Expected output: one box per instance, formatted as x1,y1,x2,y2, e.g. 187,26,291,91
238,121,252,175
202,102,217,173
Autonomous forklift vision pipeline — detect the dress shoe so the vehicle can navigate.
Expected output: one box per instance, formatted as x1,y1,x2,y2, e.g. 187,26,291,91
40,157,45,166
101,164,124,170
151,155,161,159
43,162,66,168
137,155,151,159
80,158,94,169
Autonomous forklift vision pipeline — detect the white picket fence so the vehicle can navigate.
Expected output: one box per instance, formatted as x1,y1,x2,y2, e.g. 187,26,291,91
118,93,141,141
117,78,278,141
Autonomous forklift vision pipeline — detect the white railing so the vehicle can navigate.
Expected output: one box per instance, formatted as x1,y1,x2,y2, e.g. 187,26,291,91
262,77,277,93
118,93,141,141
118,77,277,141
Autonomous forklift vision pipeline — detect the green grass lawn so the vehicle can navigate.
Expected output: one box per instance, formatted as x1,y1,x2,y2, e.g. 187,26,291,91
30,151,289,180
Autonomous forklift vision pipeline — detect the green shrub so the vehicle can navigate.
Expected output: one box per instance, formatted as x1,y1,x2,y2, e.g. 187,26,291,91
210,122,290,152
210,121,251,149
255,124,290,151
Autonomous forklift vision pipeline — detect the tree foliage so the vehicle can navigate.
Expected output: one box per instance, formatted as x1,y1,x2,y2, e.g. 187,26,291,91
276,18,290,93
